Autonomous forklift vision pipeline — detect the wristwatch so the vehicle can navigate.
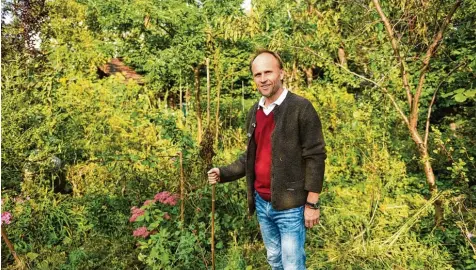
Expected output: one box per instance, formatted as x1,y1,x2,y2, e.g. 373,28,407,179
305,200,320,210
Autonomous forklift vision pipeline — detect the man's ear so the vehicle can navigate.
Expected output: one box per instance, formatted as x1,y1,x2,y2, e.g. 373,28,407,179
279,69,285,81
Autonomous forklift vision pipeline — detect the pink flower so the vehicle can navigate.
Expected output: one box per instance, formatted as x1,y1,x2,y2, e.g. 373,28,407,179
1,212,12,225
154,191,171,203
143,200,154,207
129,207,145,222
164,196,178,206
163,212,171,220
133,226,150,238
153,191,179,206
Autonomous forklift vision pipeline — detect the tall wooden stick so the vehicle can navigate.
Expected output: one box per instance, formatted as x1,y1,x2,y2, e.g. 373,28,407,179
206,57,211,125
2,226,24,269
206,53,216,270
241,81,245,114
179,151,184,225
179,70,183,113
211,183,216,270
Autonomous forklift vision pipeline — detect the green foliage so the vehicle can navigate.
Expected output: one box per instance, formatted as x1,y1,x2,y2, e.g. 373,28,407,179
2,0,475,269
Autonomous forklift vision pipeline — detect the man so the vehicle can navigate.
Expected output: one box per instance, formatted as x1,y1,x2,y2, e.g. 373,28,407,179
208,50,326,270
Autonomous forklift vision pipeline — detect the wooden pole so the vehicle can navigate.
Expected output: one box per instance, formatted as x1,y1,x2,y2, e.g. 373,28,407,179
179,151,184,225
179,70,183,115
211,183,216,270
241,81,245,114
185,82,189,120
194,66,202,144
206,55,216,270
2,226,24,269
206,57,211,125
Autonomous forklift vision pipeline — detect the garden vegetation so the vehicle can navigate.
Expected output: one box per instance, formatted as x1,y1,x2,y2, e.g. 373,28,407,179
1,0,475,269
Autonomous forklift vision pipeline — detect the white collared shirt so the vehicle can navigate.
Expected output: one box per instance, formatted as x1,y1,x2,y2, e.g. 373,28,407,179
258,88,289,115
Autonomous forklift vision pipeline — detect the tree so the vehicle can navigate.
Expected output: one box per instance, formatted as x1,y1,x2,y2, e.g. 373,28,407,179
339,0,463,225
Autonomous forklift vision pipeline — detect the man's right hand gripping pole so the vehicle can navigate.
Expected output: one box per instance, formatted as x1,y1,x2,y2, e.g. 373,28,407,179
207,168,220,185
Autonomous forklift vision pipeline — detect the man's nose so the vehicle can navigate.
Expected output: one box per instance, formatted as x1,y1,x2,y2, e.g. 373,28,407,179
259,74,268,83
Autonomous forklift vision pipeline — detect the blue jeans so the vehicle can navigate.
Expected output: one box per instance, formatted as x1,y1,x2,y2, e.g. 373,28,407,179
255,191,306,270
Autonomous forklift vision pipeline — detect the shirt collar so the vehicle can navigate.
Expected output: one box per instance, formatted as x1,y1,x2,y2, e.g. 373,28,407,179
258,88,289,108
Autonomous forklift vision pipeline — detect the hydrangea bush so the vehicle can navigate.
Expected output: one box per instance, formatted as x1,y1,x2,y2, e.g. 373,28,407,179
129,191,201,269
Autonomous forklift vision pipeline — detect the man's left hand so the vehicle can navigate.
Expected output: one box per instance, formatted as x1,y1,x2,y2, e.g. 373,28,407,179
304,207,320,228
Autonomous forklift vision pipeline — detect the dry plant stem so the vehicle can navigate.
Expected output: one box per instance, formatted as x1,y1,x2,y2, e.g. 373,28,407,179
372,0,413,107
206,57,211,125
194,65,203,144
211,184,216,270
179,151,184,225
214,68,222,144
410,0,463,129
2,226,24,269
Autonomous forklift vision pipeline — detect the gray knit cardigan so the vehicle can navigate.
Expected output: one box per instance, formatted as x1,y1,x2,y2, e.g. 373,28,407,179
218,92,326,214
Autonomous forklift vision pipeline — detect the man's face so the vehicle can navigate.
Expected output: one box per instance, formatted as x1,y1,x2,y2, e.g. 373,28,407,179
251,53,284,99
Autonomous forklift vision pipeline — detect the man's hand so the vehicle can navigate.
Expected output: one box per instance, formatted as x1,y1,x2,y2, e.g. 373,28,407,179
207,168,220,185
304,207,320,228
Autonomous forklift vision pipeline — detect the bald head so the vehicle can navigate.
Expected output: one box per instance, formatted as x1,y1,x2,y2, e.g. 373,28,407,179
249,50,283,73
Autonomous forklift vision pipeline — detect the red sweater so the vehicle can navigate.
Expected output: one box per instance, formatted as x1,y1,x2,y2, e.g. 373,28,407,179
254,108,275,201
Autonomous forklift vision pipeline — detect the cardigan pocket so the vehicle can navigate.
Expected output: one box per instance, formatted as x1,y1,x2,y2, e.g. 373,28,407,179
286,180,304,191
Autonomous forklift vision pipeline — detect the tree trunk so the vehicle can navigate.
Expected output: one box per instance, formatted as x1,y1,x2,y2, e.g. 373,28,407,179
371,0,461,226
409,128,443,225
194,66,202,144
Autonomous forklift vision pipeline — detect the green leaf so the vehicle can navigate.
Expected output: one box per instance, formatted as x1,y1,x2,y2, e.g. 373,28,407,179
465,89,476,98
454,93,467,102
27,252,40,260
376,23,383,31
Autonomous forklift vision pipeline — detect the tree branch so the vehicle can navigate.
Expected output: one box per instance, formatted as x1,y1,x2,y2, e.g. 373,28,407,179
337,63,410,126
424,61,467,147
409,0,462,129
372,0,413,108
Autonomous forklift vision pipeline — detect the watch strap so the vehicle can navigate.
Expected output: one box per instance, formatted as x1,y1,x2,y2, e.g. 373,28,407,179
305,200,320,210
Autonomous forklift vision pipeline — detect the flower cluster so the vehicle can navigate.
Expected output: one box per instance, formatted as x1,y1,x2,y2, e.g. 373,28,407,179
129,207,145,222
130,191,179,239
133,226,150,238
1,212,12,225
154,191,178,206
143,199,154,207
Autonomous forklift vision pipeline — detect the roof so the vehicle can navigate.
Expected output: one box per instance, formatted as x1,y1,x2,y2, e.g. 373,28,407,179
99,58,144,84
